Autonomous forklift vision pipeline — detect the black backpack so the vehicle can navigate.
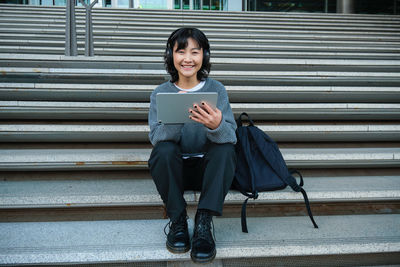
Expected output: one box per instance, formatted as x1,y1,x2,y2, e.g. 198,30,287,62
233,113,318,233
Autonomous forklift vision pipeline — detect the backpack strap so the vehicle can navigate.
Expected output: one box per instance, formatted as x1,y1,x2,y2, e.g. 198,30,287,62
300,188,319,228
240,189,259,233
236,112,255,127
289,170,319,229
289,169,304,186
241,197,250,233
236,113,258,233
237,188,258,199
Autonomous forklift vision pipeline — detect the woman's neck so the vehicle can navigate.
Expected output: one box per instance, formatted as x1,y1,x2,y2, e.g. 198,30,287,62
175,77,200,90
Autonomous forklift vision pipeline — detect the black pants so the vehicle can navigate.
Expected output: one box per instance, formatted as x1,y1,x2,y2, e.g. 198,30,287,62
148,141,237,222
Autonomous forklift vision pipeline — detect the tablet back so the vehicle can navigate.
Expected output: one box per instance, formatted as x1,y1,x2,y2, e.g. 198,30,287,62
156,92,218,124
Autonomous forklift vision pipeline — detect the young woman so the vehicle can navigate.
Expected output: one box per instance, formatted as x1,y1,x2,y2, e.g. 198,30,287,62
148,27,237,264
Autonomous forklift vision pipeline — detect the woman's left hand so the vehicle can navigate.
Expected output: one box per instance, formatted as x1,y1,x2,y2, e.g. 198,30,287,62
189,102,222,130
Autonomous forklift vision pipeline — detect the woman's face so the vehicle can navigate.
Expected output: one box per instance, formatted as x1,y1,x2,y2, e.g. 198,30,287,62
173,37,203,82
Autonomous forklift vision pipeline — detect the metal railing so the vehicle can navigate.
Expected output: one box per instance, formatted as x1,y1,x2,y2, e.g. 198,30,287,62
65,0,98,57
79,0,98,56
65,0,77,56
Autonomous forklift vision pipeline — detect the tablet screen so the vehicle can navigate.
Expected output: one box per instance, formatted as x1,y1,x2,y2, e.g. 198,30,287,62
156,92,218,124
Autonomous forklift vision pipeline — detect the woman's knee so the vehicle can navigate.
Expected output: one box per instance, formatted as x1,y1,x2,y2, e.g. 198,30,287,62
149,141,181,166
206,143,236,161
154,141,180,155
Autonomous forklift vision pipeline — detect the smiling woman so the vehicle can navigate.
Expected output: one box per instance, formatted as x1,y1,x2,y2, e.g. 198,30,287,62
147,27,237,264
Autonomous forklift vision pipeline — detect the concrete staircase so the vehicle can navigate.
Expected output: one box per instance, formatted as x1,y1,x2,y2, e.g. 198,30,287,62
0,4,400,266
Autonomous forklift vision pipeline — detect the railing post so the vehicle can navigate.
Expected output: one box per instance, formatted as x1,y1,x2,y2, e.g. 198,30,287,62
325,0,328,13
79,0,99,56
336,0,354,14
65,0,77,56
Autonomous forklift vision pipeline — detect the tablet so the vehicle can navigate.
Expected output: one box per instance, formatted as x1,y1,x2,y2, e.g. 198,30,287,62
156,92,218,124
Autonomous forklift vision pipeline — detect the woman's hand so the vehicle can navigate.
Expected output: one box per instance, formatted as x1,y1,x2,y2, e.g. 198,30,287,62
189,102,222,130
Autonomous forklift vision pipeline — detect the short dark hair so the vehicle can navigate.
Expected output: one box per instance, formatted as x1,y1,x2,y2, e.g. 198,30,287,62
164,28,211,83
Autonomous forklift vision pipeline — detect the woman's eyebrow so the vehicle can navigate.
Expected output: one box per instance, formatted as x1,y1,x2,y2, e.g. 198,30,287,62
174,47,201,52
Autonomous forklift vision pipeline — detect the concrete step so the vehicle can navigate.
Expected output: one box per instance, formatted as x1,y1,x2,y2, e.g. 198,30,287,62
1,53,399,68
1,27,399,44
1,46,399,59
0,147,399,171
3,33,400,49
2,39,400,56
1,3,399,21
1,68,399,87
2,26,399,43
0,176,399,209
1,7,399,24
1,8,398,20
0,33,399,58
1,101,399,120
1,122,399,142
1,214,399,265
2,54,400,70
1,11,399,27
1,83,400,102
3,17,398,32
2,17,399,34
1,53,398,65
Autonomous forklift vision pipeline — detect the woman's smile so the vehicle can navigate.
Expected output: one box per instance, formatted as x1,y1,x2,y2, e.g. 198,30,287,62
180,64,196,72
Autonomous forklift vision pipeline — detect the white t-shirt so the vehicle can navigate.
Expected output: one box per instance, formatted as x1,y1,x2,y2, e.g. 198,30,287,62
174,80,206,92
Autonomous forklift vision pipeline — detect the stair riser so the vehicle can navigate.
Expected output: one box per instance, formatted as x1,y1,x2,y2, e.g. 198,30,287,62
1,89,400,102
1,201,399,223
1,108,399,120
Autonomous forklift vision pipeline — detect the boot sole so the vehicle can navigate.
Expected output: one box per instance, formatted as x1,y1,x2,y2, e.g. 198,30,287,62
190,249,216,264
166,241,190,254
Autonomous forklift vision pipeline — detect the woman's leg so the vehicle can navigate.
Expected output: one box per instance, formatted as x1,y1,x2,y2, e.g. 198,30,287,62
197,143,237,215
148,141,190,253
148,141,186,222
191,143,236,263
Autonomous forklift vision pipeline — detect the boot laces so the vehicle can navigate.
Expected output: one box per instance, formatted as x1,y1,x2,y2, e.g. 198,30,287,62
195,212,216,241
164,214,187,236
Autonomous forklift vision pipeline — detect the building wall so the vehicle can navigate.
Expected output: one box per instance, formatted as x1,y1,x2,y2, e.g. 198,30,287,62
2,0,397,14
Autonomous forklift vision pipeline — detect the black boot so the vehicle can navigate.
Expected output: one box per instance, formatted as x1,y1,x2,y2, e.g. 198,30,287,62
190,209,216,264
165,210,190,253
